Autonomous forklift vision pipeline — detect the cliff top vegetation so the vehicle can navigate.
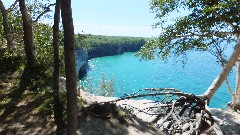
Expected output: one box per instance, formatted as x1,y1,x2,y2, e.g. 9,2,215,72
75,34,146,50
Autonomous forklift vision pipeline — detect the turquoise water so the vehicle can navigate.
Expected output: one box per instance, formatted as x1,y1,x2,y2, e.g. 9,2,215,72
81,50,236,108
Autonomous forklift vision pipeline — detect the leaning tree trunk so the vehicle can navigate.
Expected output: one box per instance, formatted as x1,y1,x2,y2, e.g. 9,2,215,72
0,0,14,49
202,39,240,102
61,0,78,134
235,57,240,95
53,0,64,134
19,0,36,66
233,56,240,108
218,50,235,98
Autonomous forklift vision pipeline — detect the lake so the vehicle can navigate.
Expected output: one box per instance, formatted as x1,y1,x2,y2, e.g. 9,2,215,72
80,49,236,108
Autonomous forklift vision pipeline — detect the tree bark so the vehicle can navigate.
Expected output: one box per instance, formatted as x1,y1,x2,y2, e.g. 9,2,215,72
0,0,14,49
19,0,36,66
235,57,240,95
53,0,64,134
217,49,235,96
232,56,240,107
202,39,240,102
61,0,78,134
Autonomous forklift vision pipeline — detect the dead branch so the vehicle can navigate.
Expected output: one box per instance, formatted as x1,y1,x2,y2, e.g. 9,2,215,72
110,88,223,134
32,3,56,23
114,91,202,103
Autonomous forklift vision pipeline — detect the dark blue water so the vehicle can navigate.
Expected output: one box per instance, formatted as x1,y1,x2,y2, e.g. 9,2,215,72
80,49,236,108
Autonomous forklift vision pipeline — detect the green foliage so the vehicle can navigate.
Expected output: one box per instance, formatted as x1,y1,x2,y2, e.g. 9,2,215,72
82,74,115,97
75,34,146,50
0,1,64,67
25,0,52,22
97,74,115,97
19,64,52,92
0,49,24,75
33,23,53,64
0,7,23,49
75,34,89,50
33,23,64,67
138,0,239,61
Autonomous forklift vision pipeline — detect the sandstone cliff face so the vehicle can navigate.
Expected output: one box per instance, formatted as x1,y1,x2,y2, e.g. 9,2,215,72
87,43,143,59
75,47,88,79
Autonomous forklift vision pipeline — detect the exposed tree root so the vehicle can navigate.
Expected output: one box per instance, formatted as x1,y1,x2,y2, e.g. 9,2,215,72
227,101,240,112
111,88,224,135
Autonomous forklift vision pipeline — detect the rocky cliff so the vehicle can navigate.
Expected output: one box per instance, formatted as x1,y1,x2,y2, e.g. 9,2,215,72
75,47,88,79
87,42,144,59
76,40,145,79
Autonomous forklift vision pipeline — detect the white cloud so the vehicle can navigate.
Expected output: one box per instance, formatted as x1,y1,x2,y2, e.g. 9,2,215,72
74,23,161,37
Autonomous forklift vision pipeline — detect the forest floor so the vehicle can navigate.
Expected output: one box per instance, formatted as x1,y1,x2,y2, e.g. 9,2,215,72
1,64,240,135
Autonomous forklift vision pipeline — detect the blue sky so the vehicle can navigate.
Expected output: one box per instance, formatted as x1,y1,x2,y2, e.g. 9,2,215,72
72,0,160,37
3,0,161,37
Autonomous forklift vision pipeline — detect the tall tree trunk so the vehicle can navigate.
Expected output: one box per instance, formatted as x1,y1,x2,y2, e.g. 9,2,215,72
0,0,14,49
19,0,36,66
202,39,240,102
61,0,78,134
53,0,64,134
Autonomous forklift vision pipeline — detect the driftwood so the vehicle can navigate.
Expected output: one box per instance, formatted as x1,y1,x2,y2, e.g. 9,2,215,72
110,88,223,135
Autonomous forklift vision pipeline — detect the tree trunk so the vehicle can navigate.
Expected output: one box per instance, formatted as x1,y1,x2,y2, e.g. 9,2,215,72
18,0,36,66
61,0,78,134
232,56,240,108
218,50,235,96
202,39,240,102
53,0,64,134
0,0,14,49
235,57,240,95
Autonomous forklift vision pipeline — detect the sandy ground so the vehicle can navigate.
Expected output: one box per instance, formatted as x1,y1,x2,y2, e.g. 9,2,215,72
79,90,240,135
209,108,240,135
1,89,239,135
78,90,164,135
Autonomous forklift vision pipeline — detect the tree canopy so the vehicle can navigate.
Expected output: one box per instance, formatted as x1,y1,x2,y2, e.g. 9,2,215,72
137,0,239,60
75,34,146,50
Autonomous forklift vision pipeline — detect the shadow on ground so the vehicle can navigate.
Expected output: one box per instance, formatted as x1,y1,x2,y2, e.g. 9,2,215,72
211,109,240,135
0,65,55,135
77,103,164,135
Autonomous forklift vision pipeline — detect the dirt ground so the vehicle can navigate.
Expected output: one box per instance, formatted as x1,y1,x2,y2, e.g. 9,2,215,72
1,89,240,135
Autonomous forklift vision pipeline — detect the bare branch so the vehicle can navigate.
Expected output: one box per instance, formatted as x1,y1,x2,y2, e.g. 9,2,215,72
7,0,18,12
32,3,56,23
144,88,181,92
157,100,176,127
114,91,202,102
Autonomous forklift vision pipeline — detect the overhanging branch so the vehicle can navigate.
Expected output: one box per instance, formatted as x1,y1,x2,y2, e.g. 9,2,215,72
32,3,56,23
211,10,239,37
173,31,235,39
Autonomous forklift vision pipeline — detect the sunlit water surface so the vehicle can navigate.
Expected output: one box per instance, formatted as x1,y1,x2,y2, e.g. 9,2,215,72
80,50,236,108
